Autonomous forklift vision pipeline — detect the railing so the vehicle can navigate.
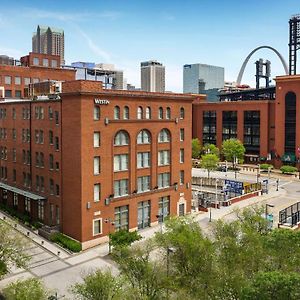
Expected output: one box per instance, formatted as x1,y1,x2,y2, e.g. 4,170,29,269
279,202,300,227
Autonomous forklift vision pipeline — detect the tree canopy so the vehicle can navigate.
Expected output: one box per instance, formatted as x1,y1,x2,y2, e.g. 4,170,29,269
222,138,245,166
203,143,220,157
201,153,219,178
192,138,201,159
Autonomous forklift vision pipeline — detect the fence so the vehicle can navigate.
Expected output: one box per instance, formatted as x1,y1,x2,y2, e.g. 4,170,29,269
279,202,300,227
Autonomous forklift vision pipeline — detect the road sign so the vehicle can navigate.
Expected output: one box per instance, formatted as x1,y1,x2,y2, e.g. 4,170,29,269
225,179,244,194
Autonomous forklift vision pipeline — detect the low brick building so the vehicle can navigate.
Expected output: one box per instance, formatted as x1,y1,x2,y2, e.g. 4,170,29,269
0,80,198,249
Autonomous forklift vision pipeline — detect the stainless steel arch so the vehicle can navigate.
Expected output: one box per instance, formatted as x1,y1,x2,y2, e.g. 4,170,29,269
236,46,289,85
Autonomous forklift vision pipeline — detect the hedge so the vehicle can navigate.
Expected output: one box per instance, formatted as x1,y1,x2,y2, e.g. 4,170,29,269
280,165,298,174
260,164,273,170
50,232,82,252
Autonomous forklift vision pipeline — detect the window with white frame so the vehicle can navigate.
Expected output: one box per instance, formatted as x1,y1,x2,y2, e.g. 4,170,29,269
158,150,170,166
158,172,170,188
114,130,129,146
137,176,150,193
93,218,102,235
158,196,170,222
137,152,150,168
123,106,129,119
114,154,128,172
114,106,120,120
137,130,151,144
158,129,171,143
114,179,128,197
180,149,184,163
94,106,100,120
137,106,143,119
158,107,163,119
180,170,184,185
15,76,21,85
4,76,11,85
38,200,44,220
166,107,171,119
25,197,30,212
94,183,101,202
145,107,151,119
180,128,185,141
94,156,100,175
94,132,100,147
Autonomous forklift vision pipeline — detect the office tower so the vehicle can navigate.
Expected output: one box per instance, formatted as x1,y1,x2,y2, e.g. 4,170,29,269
183,63,224,101
32,25,65,65
141,60,165,92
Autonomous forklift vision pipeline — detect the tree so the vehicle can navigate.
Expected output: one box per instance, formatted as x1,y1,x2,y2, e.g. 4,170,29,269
241,271,300,300
0,221,29,278
201,153,219,178
202,143,220,157
109,230,142,249
71,269,123,300
2,278,49,300
222,138,245,168
192,138,201,159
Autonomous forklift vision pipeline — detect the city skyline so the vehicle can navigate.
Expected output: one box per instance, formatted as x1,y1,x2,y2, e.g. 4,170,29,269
0,0,297,91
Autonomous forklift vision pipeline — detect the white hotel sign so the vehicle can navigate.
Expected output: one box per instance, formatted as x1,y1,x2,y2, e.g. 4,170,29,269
94,99,110,105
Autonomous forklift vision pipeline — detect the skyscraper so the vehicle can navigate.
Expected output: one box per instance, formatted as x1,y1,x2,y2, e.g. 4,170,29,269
183,63,224,101
141,60,165,92
32,25,65,65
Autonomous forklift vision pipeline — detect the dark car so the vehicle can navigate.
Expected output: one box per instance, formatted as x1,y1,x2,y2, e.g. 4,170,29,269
217,165,227,172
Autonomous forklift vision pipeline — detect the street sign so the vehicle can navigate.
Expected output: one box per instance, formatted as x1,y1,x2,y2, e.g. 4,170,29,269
225,179,243,194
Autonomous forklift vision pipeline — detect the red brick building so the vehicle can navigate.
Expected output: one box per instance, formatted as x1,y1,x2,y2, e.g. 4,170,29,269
0,80,197,249
0,52,75,99
192,75,300,167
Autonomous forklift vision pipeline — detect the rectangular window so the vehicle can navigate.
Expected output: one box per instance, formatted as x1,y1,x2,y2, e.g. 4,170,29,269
49,154,54,169
55,184,60,196
12,149,16,162
5,90,12,97
41,176,44,192
180,170,184,185
158,172,170,188
114,154,128,172
158,150,170,166
4,76,11,85
12,128,16,140
55,137,59,150
94,183,100,202
43,58,49,67
39,130,44,143
94,132,100,147
137,152,150,168
158,196,170,222
49,130,53,144
12,108,16,119
13,193,18,206
13,169,16,182
138,201,151,229
55,111,59,125
94,106,100,120
48,107,53,119
51,60,58,68
114,205,129,231
33,78,39,84
49,179,54,195
94,156,100,175
24,77,31,86
137,176,150,193
180,149,184,163
38,201,44,220
15,76,21,85
25,197,31,213
15,90,21,98
114,179,129,197
93,219,102,235
33,57,39,65
180,128,185,141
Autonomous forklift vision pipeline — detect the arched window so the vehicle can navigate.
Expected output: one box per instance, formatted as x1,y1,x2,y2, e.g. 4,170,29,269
145,107,151,119
137,130,151,144
123,106,129,120
180,107,185,119
114,106,120,120
158,129,171,143
166,107,171,119
114,130,129,146
158,107,163,119
137,106,143,119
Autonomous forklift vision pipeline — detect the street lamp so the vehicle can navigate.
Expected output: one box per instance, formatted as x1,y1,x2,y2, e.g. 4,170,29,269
215,178,219,208
104,218,115,254
225,160,228,179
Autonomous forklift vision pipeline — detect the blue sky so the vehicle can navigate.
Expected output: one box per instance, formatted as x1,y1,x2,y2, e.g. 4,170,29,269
0,0,298,91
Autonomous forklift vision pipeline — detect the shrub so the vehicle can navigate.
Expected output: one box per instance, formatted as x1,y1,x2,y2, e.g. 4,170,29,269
280,165,298,174
260,164,273,171
50,233,81,252
109,230,142,248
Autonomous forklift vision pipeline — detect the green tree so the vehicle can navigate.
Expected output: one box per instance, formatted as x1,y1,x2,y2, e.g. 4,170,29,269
109,230,142,249
71,269,123,300
241,271,300,300
113,241,167,300
192,138,201,159
2,278,49,300
202,143,220,157
222,138,245,168
201,153,219,178
0,221,29,278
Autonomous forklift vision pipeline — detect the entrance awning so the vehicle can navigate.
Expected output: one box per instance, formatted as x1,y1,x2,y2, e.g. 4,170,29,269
281,153,296,162
0,182,46,200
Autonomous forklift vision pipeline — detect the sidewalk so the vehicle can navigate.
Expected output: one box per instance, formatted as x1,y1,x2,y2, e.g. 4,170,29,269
0,210,70,259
